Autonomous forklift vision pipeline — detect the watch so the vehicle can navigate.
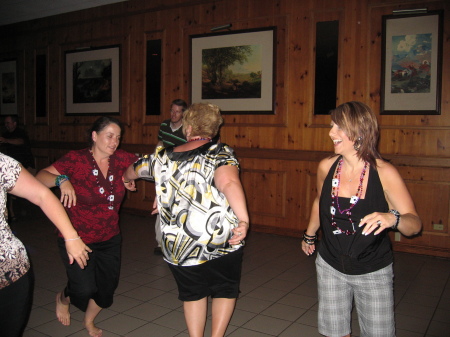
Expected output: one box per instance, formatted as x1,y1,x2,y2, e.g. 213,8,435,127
389,209,400,230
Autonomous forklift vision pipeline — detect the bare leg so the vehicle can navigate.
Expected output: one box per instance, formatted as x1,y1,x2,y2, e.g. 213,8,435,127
183,297,208,337
83,299,103,337
211,298,236,337
55,290,70,326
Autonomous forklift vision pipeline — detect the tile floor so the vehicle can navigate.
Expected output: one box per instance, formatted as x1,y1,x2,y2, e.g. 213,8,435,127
11,202,450,337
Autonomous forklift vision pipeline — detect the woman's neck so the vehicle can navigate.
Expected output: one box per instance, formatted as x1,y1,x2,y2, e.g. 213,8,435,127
90,147,110,164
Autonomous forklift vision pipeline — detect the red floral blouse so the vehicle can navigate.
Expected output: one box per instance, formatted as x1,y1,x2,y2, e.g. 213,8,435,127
53,148,137,244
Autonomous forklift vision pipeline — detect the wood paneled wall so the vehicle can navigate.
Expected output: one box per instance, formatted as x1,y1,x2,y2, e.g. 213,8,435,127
1,0,449,257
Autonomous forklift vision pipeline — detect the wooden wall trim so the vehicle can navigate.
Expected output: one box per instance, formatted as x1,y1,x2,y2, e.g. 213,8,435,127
32,141,450,168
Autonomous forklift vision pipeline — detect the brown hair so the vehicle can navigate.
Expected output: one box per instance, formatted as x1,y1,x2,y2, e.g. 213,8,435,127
182,103,223,138
87,116,123,147
330,101,382,168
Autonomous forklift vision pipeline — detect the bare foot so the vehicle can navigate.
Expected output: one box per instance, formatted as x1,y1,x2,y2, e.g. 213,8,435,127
84,321,103,337
55,291,70,326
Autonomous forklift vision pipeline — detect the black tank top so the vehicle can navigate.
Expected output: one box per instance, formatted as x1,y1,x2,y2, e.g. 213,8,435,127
318,156,393,275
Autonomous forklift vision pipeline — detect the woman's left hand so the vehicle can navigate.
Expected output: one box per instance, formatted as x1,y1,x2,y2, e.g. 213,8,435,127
229,222,248,245
65,239,92,269
359,212,396,236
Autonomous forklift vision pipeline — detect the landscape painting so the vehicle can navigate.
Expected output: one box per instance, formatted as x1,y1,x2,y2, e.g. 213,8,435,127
381,11,442,115
390,33,432,94
201,44,262,100
65,46,120,115
0,60,17,115
191,28,275,114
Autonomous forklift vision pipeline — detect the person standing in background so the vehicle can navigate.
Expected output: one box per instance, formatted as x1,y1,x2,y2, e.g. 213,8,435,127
0,116,35,170
156,99,188,148
153,99,188,255
0,115,35,222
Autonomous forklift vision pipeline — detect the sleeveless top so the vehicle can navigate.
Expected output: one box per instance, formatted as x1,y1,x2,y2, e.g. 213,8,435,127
318,156,393,275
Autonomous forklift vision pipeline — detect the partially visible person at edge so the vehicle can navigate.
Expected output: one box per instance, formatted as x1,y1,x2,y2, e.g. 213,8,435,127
0,115,35,222
301,101,421,337
36,116,137,337
153,99,188,256
123,103,249,337
0,153,91,337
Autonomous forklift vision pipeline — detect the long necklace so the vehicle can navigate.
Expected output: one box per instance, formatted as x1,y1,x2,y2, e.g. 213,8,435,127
90,150,115,210
330,158,368,235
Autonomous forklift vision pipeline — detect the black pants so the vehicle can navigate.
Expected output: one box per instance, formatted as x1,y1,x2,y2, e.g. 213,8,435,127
58,234,121,312
0,269,33,337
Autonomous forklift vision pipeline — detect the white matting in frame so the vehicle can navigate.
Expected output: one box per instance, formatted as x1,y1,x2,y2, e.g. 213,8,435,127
381,11,442,115
191,28,275,114
66,46,120,115
0,60,17,115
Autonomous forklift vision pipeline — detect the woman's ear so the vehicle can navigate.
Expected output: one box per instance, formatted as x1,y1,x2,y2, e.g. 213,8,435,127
92,131,97,143
185,125,192,138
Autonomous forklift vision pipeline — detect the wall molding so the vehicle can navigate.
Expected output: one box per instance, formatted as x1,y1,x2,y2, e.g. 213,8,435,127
32,141,450,168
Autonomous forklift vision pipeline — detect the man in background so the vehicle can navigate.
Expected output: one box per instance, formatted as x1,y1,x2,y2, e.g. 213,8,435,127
156,99,188,148
0,115,35,221
153,99,188,255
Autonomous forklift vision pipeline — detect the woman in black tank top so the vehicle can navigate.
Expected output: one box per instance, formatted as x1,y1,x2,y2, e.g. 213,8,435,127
301,101,421,337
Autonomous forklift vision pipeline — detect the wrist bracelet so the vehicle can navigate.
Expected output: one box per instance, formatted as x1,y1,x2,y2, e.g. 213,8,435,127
303,230,317,245
389,209,400,231
64,236,81,242
122,176,130,184
238,220,249,227
55,175,70,187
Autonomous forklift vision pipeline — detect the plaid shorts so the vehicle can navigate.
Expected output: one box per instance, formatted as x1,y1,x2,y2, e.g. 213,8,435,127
316,254,395,337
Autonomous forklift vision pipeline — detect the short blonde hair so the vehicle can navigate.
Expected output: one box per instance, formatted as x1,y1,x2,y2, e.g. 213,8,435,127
183,103,223,138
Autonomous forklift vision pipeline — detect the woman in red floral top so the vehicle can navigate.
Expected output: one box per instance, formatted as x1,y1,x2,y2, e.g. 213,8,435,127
36,117,137,337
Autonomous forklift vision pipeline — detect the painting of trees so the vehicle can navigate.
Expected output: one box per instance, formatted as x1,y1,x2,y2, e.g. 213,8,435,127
201,45,262,99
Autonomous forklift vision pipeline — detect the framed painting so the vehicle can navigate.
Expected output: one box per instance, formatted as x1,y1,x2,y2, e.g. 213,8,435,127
0,60,17,115
381,10,443,115
190,27,275,114
65,45,120,115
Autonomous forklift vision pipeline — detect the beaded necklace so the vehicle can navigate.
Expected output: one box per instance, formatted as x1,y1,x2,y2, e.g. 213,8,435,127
188,137,211,142
90,150,115,210
330,158,368,235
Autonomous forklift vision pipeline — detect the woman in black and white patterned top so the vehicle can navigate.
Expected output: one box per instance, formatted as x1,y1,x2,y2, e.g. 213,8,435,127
123,103,249,337
0,153,91,337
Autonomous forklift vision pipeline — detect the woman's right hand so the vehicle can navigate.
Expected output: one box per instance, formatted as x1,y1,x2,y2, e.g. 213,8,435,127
59,180,76,208
301,240,316,256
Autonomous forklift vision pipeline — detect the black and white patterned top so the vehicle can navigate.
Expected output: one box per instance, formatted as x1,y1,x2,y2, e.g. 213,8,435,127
0,153,29,289
133,142,244,266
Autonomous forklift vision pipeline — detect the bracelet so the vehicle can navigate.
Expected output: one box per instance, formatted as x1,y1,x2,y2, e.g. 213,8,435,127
389,209,400,231
238,220,249,227
64,236,81,242
55,175,70,187
122,176,130,183
303,230,317,245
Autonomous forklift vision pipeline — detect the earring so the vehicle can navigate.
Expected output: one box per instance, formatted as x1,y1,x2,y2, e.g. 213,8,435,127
354,137,362,151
